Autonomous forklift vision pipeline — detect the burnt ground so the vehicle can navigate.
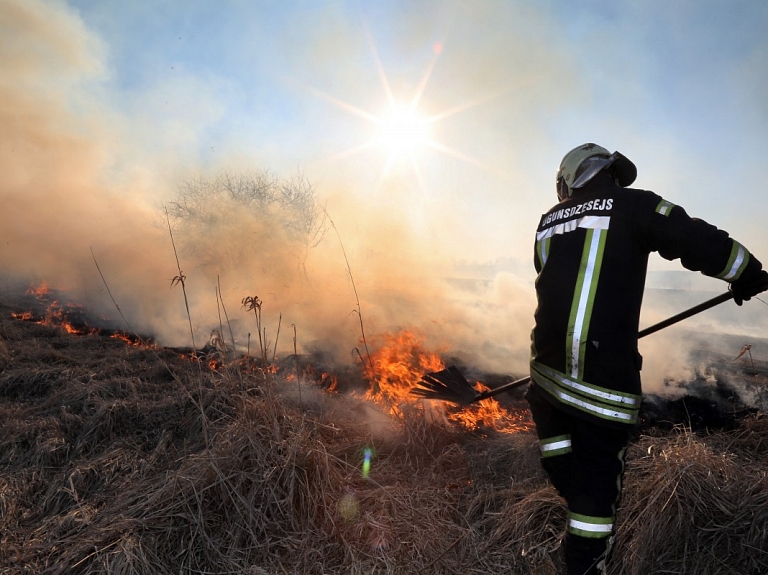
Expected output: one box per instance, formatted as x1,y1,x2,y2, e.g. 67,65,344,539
1,293,767,575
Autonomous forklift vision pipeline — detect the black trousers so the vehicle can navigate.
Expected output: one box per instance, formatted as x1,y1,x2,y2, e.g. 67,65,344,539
526,386,630,575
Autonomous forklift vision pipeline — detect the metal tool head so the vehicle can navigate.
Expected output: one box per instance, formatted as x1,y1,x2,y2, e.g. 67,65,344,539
410,366,480,405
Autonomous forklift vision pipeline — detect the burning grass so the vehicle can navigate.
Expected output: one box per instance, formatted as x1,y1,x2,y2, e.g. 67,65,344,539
1,297,768,574
362,330,532,435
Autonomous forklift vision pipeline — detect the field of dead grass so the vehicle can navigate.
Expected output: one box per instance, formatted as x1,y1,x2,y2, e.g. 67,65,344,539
1,298,767,575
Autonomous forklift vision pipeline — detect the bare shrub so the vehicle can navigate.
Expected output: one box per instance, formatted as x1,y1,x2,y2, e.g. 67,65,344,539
164,170,327,273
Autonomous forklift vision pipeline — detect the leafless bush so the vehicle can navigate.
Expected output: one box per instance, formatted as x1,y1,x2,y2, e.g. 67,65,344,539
164,170,327,272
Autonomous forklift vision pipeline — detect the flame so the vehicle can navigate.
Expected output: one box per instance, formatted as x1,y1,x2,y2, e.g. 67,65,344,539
362,330,532,433
321,372,338,392
448,382,531,432
298,364,338,391
42,301,93,335
110,332,149,347
362,330,445,405
11,285,530,434
16,283,156,345
15,283,94,335
27,282,51,298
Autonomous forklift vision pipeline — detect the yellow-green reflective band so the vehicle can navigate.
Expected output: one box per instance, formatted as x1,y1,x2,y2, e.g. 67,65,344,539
655,199,675,216
717,241,750,281
537,237,550,266
531,363,640,425
539,435,572,458
568,512,614,538
567,228,606,379
533,362,640,406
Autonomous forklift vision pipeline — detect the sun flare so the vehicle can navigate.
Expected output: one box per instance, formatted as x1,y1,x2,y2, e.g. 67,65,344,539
377,105,431,157
307,34,501,192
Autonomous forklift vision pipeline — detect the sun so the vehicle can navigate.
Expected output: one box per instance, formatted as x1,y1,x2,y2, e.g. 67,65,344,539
306,35,503,192
377,104,431,157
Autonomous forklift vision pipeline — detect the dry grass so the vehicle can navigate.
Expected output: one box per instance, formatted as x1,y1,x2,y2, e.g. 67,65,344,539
614,427,768,575
1,299,768,575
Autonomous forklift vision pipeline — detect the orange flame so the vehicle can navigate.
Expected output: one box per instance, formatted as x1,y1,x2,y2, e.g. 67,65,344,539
43,301,93,335
26,282,51,298
15,283,94,335
448,382,532,432
109,332,150,347
363,330,444,405
321,372,339,392
277,363,337,391
362,330,531,433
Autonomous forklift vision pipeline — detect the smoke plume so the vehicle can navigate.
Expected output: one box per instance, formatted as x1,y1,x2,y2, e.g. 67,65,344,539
2,0,766,399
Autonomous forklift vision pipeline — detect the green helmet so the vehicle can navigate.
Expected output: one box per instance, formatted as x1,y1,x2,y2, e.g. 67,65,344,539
556,143,637,201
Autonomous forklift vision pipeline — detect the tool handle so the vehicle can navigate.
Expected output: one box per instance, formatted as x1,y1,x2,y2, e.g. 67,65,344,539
474,375,531,401
471,291,733,404
637,291,732,338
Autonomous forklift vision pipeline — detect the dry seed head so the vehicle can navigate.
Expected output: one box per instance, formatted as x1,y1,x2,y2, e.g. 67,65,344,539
242,295,262,312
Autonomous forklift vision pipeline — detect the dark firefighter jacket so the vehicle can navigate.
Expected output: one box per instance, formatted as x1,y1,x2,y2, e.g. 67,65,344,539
530,172,762,429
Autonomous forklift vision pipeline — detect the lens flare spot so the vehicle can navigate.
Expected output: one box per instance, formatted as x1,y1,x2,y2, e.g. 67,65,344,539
362,447,373,477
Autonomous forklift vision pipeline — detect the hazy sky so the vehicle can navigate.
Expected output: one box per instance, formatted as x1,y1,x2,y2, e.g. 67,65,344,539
54,0,767,255
2,0,767,379
9,0,767,244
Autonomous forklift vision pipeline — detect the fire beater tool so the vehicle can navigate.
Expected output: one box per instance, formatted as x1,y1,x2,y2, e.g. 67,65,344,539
412,291,734,405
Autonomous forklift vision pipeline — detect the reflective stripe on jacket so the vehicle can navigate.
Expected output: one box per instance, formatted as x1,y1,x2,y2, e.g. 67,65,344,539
530,173,761,429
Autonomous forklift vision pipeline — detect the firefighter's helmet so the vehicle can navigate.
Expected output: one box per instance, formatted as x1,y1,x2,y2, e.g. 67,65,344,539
556,143,637,201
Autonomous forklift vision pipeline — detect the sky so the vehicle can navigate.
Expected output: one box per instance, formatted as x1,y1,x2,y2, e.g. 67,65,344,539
2,0,768,387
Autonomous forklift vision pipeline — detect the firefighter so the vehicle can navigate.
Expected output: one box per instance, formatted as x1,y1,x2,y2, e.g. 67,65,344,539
527,143,768,575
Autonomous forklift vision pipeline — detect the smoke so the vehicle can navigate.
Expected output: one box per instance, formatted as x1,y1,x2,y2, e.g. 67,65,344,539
638,331,697,397
0,0,536,376
152,181,537,375
1,0,766,399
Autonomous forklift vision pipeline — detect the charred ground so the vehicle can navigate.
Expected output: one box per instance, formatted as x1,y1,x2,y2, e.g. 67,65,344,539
1,295,767,574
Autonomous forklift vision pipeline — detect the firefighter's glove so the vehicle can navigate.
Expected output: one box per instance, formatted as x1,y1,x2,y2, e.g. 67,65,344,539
730,270,768,306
